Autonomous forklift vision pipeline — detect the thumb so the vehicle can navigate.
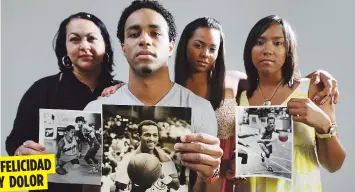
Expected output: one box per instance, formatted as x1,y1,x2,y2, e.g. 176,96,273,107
311,73,320,84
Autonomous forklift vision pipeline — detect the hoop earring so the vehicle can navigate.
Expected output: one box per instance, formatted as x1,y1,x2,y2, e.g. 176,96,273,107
288,78,294,87
61,56,73,68
210,64,215,79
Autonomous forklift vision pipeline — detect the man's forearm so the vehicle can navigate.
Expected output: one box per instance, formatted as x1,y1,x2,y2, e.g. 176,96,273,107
191,178,206,192
238,141,247,146
238,133,255,138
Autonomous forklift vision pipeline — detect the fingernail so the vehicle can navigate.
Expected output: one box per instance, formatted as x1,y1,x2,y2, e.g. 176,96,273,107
180,135,186,142
174,143,182,150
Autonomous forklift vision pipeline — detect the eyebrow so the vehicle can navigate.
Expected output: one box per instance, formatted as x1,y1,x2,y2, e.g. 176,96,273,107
194,39,217,47
258,36,284,40
68,32,97,37
126,24,161,31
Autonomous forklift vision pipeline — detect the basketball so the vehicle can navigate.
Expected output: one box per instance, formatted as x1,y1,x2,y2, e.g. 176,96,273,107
278,132,288,142
127,153,162,187
56,167,68,175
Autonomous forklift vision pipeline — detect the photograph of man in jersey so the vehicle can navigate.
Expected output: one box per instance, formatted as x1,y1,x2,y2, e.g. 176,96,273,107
101,105,192,192
39,109,102,185
235,106,293,180
56,125,80,175
75,116,101,174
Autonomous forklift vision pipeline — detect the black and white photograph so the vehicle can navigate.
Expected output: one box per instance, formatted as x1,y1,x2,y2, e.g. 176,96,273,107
234,106,293,180
39,109,102,185
101,105,192,192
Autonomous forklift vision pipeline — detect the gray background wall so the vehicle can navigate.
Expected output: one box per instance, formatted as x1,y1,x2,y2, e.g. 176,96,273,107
1,0,354,191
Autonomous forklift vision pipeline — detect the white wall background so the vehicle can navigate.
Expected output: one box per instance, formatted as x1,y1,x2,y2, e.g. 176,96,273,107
1,0,354,191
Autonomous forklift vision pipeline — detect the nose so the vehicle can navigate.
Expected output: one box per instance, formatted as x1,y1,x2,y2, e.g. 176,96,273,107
199,48,209,58
79,40,90,51
139,32,152,47
262,42,273,56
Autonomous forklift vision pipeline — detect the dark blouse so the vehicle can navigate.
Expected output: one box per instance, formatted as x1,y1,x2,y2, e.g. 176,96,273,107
5,71,122,192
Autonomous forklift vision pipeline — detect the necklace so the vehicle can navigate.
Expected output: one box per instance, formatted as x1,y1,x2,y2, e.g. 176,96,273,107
258,79,283,106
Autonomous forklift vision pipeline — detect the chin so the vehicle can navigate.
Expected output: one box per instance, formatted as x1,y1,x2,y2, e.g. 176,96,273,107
77,63,101,72
147,146,155,151
134,64,162,76
257,69,274,76
193,63,210,71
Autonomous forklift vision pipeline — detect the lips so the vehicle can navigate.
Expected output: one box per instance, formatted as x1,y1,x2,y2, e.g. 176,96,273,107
147,141,156,146
260,59,275,65
136,50,156,58
196,61,209,66
79,55,93,60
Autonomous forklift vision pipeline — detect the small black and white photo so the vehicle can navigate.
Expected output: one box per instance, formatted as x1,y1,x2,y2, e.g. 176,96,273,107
234,106,293,180
101,105,192,192
39,109,102,185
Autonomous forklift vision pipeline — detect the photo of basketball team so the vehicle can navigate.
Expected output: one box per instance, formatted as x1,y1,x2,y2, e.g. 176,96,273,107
101,105,192,192
235,106,293,180
38,109,102,185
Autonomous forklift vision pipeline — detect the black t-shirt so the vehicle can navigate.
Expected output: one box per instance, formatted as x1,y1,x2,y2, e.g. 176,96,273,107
5,71,122,192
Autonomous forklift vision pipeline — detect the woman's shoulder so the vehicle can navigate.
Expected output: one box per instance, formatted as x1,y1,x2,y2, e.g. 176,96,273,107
292,78,314,96
225,71,247,80
23,73,61,96
32,73,61,87
224,70,247,98
17,73,62,106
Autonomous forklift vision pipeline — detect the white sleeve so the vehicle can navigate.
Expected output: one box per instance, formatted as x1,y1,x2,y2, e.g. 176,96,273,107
192,99,218,137
83,100,101,113
162,160,177,176
225,71,247,97
115,157,130,185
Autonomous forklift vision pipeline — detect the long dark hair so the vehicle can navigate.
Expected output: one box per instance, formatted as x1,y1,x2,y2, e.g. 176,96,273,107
175,17,226,110
243,15,300,98
53,12,115,79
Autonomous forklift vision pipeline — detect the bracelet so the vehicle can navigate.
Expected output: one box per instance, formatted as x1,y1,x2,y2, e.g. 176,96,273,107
199,167,220,184
315,124,337,139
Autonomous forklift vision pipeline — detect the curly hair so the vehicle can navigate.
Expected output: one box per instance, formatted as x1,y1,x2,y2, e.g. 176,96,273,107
116,0,177,43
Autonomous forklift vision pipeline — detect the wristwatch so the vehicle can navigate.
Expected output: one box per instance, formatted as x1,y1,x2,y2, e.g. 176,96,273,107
316,124,337,139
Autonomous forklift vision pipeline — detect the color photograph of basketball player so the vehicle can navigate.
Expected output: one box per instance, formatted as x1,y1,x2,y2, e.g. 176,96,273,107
38,109,102,185
235,106,293,180
101,105,192,192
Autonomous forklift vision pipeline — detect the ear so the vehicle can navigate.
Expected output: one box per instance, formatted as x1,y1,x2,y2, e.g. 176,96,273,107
121,43,126,56
168,41,175,57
